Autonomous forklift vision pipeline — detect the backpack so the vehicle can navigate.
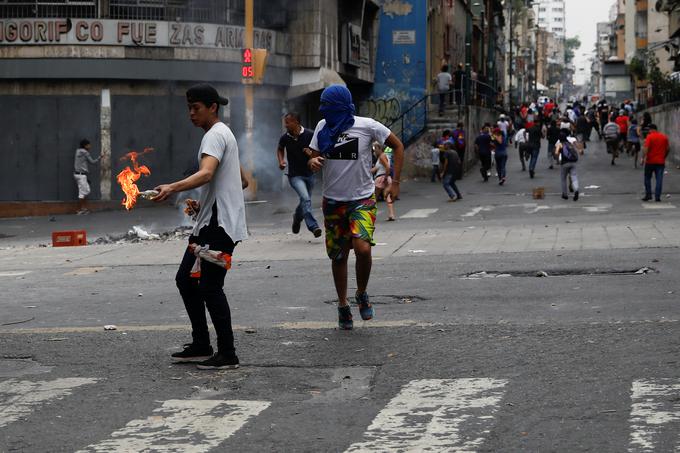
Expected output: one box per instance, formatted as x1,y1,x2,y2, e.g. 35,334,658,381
561,141,578,163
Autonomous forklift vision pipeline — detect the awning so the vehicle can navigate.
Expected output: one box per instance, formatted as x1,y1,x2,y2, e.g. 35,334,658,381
536,82,549,91
287,68,346,99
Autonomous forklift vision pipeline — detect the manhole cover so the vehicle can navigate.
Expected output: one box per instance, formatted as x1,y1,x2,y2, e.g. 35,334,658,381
462,267,658,279
323,295,427,305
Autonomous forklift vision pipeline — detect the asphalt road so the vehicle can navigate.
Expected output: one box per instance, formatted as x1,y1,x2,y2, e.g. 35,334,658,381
1,137,680,452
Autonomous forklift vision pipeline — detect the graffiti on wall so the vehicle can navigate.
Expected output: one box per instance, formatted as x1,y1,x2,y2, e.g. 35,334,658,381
362,97,402,126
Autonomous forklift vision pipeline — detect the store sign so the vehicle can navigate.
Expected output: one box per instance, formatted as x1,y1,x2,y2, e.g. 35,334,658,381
0,19,276,52
392,30,416,45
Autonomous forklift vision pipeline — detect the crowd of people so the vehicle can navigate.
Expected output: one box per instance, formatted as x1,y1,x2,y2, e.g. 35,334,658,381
429,96,671,202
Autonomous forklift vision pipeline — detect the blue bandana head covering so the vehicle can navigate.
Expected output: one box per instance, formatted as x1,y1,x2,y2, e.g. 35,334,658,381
317,85,355,155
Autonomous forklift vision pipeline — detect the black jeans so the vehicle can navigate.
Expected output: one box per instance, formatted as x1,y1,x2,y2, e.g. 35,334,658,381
175,204,237,356
479,152,492,179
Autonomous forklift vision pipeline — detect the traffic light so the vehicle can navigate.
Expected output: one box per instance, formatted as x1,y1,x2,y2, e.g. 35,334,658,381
241,48,268,85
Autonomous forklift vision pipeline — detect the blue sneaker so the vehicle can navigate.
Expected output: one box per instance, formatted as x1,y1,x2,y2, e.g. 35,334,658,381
338,305,353,330
355,292,374,321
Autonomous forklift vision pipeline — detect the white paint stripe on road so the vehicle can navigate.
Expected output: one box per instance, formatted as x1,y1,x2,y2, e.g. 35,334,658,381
0,377,97,428
345,378,507,452
0,271,31,277
629,379,680,452
401,209,439,219
77,399,270,453
461,206,493,218
642,203,676,209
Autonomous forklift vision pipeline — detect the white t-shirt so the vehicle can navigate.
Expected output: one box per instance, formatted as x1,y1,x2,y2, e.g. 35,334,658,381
436,72,452,92
309,116,391,201
514,129,528,144
193,122,248,242
431,147,440,165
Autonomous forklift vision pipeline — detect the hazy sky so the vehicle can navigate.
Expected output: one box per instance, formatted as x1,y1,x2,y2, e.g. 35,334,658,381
565,0,614,84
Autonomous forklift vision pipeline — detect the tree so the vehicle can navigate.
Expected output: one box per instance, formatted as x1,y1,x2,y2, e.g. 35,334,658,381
564,37,581,66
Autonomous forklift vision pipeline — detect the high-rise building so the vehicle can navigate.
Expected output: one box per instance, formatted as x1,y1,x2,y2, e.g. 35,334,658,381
532,0,566,39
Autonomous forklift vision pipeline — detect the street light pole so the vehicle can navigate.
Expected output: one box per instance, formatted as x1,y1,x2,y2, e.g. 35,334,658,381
508,0,514,111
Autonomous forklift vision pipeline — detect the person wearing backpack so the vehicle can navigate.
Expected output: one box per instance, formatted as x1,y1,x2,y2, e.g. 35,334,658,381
554,130,583,201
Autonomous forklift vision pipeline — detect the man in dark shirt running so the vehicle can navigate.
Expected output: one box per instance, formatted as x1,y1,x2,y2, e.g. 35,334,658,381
277,112,322,238
474,123,493,182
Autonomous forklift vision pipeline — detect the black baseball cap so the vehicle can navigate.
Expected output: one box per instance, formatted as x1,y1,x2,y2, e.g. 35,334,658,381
186,83,229,107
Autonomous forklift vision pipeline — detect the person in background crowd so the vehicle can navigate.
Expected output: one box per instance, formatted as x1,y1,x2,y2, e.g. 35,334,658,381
554,129,583,202
627,118,641,168
527,121,543,179
602,115,621,165
546,120,560,170
451,122,466,164
492,127,508,185
641,124,670,202
435,65,452,116
615,110,629,156
640,112,653,140
276,112,322,238
73,138,100,215
514,126,530,172
453,63,465,106
430,139,441,182
372,143,396,221
475,123,494,182
440,142,463,201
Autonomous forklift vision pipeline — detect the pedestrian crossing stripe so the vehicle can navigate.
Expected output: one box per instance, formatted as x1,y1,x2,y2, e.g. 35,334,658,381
76,399,270,453
629,379,680,452
401,208,439,219
345,378,508,452
0,377,97,428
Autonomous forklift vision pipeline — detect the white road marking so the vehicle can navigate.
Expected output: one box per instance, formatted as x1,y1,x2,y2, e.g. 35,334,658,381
461,206,493,217
0,377,97,428
642,203,676,210
401,209,439,219
0,271,32,277
629,379,680,452
77,399,270,453
345,378,507,452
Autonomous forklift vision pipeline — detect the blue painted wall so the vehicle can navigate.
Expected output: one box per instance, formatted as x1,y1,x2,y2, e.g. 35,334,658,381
361,0,427,140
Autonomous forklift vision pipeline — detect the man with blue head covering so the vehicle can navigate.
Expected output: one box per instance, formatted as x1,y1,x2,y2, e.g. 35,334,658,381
307,84,404,330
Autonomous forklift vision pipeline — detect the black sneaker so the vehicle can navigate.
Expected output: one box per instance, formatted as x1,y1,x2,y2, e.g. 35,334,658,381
171,343,213,363
562,193,569,200
313,228,323,238
196,353,240,370
529,170,535,178
573,191,579,201
642,196,652,201
292,218,301,234
338,305,353,330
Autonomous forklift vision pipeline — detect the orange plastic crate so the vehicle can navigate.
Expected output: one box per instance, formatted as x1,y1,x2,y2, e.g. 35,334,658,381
52,230,87,247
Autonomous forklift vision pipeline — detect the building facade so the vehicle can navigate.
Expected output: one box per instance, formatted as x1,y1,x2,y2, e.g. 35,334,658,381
532,0,565,39
0,0,380,201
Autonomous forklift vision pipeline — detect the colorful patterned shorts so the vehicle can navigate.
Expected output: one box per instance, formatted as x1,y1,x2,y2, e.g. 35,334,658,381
322,195,377,260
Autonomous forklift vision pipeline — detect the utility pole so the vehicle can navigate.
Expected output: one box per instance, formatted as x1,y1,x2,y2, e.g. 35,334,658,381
508,0,514,111
243,0,256,197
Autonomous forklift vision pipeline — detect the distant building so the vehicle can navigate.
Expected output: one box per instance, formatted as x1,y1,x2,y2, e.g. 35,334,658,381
532,0,566,39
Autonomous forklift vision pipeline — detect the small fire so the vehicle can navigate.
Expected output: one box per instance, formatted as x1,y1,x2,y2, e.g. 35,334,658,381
117,148,153,210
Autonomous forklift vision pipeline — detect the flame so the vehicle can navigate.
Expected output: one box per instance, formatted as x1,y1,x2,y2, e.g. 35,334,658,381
116,148,153,210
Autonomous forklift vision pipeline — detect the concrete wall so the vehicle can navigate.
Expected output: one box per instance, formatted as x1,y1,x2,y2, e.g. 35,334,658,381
403,106,499,178
644,102,680,166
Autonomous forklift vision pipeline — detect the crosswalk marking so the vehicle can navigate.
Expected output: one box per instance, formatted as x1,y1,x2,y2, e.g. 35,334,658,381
0,377,97,428
401,208,439,219
77,399,270,453
629,379,680,452
345,378,507,452
642,203,676,210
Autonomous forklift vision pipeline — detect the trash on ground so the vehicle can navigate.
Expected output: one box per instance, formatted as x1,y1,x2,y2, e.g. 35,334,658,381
244,328,257,334
584,185,600,189
104,325,117,330
536,271,549,277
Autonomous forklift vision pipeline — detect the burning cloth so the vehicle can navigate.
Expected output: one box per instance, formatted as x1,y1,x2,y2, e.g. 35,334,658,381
188,243,232,279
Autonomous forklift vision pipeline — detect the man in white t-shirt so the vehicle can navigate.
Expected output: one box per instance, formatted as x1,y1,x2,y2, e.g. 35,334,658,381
435,65,452,116
153,83,247,370
307,85,404,330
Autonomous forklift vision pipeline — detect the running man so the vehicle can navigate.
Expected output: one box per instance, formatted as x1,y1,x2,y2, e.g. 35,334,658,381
73,139,100,215
153,83,247,370
307,85,404,330
277,112,322,238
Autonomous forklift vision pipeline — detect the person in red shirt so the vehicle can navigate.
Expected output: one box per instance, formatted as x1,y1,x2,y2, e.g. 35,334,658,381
641,124,670,202
615,113,629,155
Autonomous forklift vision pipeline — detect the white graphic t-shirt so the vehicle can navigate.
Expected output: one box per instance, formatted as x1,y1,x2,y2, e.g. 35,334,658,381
309,116,391,202
193,122,248,242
